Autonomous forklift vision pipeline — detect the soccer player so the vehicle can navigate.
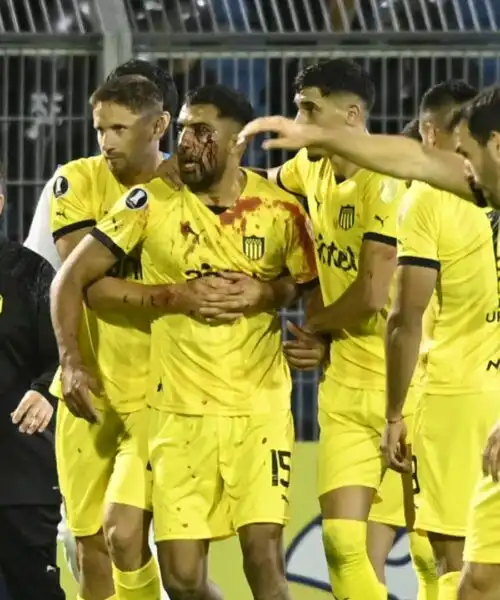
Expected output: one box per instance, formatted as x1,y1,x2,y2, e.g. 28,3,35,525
241,79,488,600
25,58,179,271
48,74,179,600
50,84,318,600
450,88,500,600
240,58,428,600
24,57,180,588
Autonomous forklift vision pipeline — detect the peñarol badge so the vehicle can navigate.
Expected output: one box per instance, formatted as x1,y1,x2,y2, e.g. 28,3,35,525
125,188,148,210
243,235,265,260
53,175,69,198
338,205,355,230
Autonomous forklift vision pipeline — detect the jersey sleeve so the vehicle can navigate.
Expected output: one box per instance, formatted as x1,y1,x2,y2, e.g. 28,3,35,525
283,200,318,284
397,187,441,270
277,149,307,196
24,176,62,270
363,174,407,247
91,186,150,259
50,162,96,242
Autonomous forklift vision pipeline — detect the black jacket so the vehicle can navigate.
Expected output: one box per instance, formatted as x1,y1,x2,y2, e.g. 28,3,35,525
0,237,59,505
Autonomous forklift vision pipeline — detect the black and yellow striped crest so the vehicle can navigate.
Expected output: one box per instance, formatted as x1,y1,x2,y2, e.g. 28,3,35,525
243,235,265,260
338,205,355,230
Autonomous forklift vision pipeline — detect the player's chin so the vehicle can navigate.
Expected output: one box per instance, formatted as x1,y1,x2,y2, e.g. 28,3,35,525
306,147,327,162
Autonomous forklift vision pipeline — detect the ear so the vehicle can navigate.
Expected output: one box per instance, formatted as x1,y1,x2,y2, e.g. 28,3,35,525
489,131,500,165
0,193,5,217
153,112,171,140
230,132,246,161
346,103,361,126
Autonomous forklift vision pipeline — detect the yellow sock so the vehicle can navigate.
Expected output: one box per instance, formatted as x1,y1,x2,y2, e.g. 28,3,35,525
112,556,161,600
438,571,461,600
322,519,386,600
409,531,439,600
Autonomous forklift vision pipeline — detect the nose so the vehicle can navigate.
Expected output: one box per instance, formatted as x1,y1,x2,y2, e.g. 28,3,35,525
100,131,116,155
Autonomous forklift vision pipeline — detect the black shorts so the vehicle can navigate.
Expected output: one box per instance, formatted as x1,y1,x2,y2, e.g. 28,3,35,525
0,504,65,600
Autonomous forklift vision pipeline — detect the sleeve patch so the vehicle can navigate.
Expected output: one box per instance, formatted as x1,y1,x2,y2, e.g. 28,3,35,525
125,188,149,210
380,179,400,204
53,175,69,198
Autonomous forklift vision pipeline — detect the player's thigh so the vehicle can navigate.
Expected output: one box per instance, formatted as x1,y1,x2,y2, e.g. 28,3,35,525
464,474,500,565
149,408,232,542
55,402,117,537
318,380,385,499
106,407,152,513
221,410,294,530
414,392,500,537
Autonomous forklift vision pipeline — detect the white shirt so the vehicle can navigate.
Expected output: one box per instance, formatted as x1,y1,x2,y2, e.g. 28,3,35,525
24,175,61,270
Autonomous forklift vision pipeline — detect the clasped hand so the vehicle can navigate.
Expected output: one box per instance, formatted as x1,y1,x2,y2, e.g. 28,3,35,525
184,272,272,324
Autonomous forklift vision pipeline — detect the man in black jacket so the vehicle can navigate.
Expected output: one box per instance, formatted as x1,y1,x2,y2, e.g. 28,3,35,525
0,161,64,600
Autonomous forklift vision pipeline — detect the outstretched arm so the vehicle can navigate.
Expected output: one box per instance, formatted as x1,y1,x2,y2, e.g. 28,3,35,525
239,117,476,202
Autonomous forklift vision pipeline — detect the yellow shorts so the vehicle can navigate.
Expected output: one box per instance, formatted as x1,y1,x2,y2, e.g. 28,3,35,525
414,392,500,537
464,475,500,563
149,408,295,542
318,379,414,502
55,402,152,538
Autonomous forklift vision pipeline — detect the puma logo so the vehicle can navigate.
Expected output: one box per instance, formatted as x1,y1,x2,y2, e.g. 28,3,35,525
375,214,387,227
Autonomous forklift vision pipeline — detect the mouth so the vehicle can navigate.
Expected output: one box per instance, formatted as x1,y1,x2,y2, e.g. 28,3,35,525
179,160,198,172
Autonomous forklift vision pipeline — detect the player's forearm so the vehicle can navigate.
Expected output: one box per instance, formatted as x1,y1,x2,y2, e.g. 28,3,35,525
306,278,377,334
384,311,422,419
50,269,86,367
86,278,195,315
312,126,474,201
85,277,158,314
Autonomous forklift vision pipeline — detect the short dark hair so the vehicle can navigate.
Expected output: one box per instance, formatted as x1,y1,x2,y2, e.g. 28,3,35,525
294,59,375,111
420,80,478,115
90,75,163,115
401,118,422,142
107,59,178,117
184,84,255,127
464,86,500,146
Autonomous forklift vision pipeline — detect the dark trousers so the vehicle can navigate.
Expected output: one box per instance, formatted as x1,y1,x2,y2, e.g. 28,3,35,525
0,505,65,600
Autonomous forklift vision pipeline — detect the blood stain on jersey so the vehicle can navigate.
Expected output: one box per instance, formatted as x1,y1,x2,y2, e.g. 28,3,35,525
53,175,69,198
125,188,148,210
276,200,317,274
218,196,262,231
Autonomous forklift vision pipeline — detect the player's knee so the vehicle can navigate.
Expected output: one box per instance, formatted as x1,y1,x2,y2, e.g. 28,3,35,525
103,504,151,570
322,519,367,569
161,559,206,599
458,563,496,600
76,532,112,585
239,524,286,591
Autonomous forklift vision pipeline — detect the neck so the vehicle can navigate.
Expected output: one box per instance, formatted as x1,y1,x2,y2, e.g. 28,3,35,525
329,122,367,179
329,155,359,180
115,149,164,187
198,166,246,207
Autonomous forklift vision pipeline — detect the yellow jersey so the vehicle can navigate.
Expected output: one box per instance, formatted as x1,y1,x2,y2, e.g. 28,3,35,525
49,156,153,412
278,148,407,391
398,182,500,395
92,169,318,416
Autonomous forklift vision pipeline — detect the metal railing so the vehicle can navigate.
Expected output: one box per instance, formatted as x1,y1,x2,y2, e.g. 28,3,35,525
2,0,499,439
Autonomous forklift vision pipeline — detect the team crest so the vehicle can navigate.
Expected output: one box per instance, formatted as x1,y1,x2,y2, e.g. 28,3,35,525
243,235,265,260
338,205,355,230
125,188,148,210
53,175,69,198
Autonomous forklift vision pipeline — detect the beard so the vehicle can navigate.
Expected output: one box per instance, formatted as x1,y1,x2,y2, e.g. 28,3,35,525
178,161,225,193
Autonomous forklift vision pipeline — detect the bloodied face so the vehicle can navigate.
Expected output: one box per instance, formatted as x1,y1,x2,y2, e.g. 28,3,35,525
176,102,240,192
